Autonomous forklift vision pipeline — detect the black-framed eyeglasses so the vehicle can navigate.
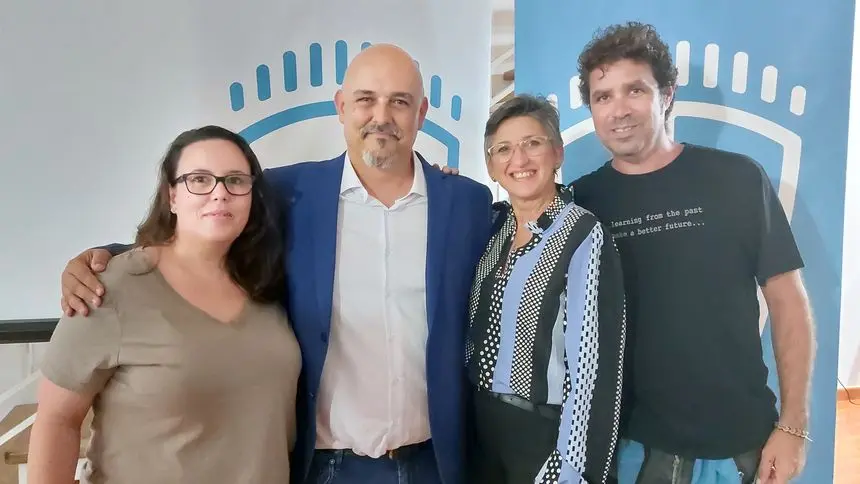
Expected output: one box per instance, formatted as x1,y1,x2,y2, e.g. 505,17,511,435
487,135,552,163
173,172,255,196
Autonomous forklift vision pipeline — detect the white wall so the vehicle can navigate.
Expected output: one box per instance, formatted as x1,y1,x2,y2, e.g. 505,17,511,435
0,0,493,321
840,166,858,388
0,0,493,420
838,8,860,388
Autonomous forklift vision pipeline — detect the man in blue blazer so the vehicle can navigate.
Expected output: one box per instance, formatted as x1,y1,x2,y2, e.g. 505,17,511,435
59,43,493,484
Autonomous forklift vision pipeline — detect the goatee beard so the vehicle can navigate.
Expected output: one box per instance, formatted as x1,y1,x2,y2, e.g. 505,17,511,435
362,150,395,170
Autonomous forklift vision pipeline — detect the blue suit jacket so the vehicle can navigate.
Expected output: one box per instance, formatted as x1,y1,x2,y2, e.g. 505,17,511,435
264,152,493,484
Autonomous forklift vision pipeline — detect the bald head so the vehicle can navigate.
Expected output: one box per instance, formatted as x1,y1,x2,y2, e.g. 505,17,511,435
343,44,425,98
335,43,429,171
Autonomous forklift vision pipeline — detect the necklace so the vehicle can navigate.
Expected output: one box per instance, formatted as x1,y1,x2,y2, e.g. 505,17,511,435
496,196,555,279
497,229,518,278
497,220,534,278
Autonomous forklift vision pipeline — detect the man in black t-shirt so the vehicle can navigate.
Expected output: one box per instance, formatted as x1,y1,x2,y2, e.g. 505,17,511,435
568,22,816,484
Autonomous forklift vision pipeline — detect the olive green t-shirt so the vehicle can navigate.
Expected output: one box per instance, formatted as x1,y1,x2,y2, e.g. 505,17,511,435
41,249,302,484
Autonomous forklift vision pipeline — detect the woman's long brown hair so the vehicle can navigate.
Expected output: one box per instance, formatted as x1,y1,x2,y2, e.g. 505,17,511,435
135,125,285,304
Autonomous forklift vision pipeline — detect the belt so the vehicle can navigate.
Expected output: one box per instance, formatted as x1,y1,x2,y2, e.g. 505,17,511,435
315,440,431,461
482,389,562,420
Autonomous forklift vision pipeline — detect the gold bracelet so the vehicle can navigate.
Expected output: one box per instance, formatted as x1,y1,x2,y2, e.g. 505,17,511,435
775,423,813,442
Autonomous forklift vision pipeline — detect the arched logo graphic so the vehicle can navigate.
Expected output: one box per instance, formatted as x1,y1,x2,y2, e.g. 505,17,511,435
551,41,807,335
225,40,465,168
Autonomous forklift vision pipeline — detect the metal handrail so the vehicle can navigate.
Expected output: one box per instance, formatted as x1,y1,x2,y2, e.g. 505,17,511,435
0,413,36,449
0,371,40,412
0,370,41,449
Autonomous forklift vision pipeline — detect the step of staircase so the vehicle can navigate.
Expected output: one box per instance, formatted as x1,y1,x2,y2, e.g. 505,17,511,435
0,403,91,484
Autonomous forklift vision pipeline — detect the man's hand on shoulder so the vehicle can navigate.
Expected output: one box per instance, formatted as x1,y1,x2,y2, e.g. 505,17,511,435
432,163,459,176
61,249,114,317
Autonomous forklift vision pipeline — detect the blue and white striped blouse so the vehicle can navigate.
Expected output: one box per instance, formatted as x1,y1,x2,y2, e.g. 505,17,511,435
466,185,627,484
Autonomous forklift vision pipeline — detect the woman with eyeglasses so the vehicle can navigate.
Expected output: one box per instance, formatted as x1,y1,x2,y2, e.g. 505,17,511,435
466,94,627,484
27,126,301,484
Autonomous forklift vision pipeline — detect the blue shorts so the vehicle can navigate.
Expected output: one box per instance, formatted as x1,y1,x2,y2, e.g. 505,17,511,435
617,439,761,484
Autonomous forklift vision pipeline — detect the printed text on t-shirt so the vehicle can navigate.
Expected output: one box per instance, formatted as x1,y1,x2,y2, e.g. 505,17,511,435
608,206,705,240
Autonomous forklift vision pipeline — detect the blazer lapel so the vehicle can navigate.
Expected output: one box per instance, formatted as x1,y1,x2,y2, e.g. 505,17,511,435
420,155,452,332
310,154,345,331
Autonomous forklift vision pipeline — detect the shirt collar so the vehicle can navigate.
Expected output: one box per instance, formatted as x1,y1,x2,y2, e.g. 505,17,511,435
507,184,574,234
340,151,427,198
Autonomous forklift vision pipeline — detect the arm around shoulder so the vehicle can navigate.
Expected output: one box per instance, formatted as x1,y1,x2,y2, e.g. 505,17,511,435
537,220,627,483
463,180,494,228
99,243,133,257
587,222,627,469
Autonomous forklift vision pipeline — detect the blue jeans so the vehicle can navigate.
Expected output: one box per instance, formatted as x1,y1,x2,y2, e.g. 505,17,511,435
617,440,762,484
307,442,442,484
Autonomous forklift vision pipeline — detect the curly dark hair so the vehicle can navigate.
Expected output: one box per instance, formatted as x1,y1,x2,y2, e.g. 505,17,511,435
135,125,286,304
577,21,678,120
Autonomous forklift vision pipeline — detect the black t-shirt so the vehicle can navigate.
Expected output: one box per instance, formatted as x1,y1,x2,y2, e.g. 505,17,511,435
570,143,804,459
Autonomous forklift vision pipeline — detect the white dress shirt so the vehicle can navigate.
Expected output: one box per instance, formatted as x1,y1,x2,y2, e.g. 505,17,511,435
314,153,432,457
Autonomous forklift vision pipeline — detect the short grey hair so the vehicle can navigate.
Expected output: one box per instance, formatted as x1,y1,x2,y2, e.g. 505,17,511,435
484,94,563,158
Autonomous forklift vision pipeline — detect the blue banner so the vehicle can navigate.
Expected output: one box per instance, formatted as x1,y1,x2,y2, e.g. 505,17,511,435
514,1,854,482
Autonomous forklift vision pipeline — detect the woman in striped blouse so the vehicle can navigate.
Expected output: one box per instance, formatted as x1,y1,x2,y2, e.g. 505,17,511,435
466,94,627,484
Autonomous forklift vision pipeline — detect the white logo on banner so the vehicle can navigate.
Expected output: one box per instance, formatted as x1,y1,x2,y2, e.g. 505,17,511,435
222,40,467,169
